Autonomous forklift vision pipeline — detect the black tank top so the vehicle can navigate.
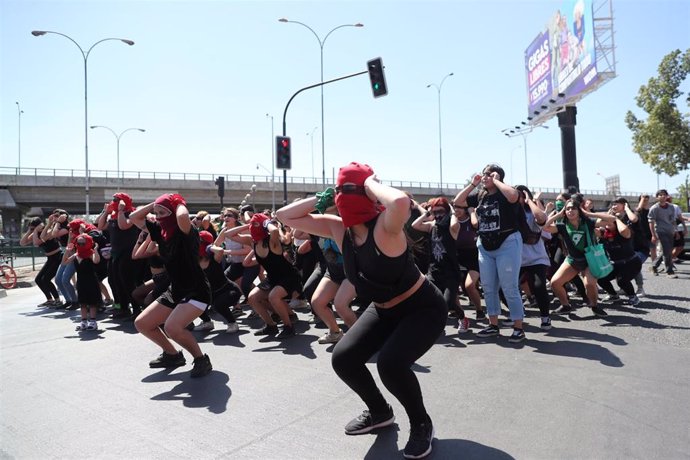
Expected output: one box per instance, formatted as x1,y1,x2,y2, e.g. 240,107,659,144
203,257,231,292
58,223,69,247
342,215,420,303
429,216,459,279
39,238,60,253
254,239,300,284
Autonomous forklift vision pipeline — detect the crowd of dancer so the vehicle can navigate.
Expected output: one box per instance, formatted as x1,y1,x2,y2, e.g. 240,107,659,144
19,163,688,459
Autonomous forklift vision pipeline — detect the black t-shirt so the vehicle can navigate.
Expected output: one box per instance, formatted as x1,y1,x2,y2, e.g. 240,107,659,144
107,214,139,256
202,252,231,292
601,230,636,262
475,191,519,249
429,215,459,280
146,220,209,301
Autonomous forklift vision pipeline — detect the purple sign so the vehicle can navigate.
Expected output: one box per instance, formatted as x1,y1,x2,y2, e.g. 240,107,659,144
525,31,552,115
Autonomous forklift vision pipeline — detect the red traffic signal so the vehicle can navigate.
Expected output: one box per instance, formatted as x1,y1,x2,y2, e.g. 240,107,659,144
276,136,291,170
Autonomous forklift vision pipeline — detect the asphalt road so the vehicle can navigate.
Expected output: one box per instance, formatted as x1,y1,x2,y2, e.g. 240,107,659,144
1,260,689,459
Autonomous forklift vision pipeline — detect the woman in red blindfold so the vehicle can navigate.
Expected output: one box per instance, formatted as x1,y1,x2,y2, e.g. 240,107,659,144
128,193,213,379
277,162,446,459
61,233,101,331
219,212,302,338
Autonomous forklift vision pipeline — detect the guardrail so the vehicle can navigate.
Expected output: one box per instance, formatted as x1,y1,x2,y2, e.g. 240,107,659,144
0,242,47,270
1,165,651,197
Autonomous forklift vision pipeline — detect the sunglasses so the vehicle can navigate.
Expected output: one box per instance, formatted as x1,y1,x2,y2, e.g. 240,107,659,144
335,184,367,195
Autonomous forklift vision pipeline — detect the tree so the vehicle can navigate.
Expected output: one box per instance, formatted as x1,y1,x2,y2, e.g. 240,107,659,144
625,49,690,176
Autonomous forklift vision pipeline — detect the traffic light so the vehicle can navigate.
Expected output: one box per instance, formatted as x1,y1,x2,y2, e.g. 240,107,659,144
276,136,291,170
215,176,225,198
367,57,388,98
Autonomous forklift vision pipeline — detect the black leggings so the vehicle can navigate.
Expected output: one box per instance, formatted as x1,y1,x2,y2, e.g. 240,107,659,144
427,272,464,318
598,257,642,297
331,280,447,425
520,264,550,317
36,252,62,300
199,284,242,324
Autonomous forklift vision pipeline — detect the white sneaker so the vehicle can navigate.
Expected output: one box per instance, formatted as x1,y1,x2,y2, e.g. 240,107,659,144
226,323,240,334
636,287,646,298
458,317,470,333
75,320,88,331
193,321,215,331
288,298,308,310
86,320,98,331
318,330,344,344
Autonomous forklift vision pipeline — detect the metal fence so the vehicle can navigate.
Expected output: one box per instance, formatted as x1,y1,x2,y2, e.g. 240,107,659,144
1,166,653,197
0,242,46,270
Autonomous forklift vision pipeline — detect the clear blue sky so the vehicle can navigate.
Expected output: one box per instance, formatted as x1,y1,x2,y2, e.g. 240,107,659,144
1,0,689,195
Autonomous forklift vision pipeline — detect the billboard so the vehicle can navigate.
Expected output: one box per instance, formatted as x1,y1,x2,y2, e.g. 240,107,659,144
525,0,599,120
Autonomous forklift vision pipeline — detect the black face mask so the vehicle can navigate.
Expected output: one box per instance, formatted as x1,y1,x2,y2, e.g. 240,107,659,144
432,212,447,221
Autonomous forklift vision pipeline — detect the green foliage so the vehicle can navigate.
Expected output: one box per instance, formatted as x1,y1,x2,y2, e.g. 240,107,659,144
625,49,690,176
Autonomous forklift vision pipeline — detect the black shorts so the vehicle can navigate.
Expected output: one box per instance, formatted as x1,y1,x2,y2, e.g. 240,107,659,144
257,275,302,297
157,287,210,311
457,247,480,272
673,232,684,248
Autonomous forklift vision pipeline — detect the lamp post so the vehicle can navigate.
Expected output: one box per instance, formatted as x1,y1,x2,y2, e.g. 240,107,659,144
15,102,23,173
279,18,363,187
427,72,454,193
31,30,134,218
89,125,145,188
256,163,276,212
307,126,318,180
501,124,548,187
265,113,276,212
510,146,522,184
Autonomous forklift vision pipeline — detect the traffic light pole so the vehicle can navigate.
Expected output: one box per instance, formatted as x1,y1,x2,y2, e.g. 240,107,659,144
280,69,369,206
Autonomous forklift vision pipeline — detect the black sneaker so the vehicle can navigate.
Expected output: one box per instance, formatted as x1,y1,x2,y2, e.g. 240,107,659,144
476,324,500,338
553,304,574,315
403,418,434,459
112,308,132,319
254,324,279,336
502,318,515,327
276,325,296,339
591,306,608,317
476,309,486,320
508,328,526,343
344,405,395,435
190,354,212,378
149,351,186,368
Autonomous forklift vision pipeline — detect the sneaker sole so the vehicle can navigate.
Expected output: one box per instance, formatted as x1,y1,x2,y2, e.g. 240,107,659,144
190,365,212,378
508,336,526,343
403,427,435,459
476,331,500,338
345,415,395,435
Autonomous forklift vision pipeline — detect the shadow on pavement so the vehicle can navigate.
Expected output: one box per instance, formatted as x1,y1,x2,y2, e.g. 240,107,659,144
362,423,399,460
527,339,623,367
639,299,690,314
431,438,516,459
252,332,319,359
144,370,231,414
600,314,690,330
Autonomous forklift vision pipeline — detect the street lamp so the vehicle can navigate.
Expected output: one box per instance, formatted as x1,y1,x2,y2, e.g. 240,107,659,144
256,163,276,212
510,146,522,184
89,125,145,188
15,102,23,173
306,126,318,180
265,113,276,212
279,18,363,187
501,124,548,187
427,72,454,193
31,30,134,218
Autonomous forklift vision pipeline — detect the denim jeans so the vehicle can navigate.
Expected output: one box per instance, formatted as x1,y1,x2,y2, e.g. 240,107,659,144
478,231,523,319
56,262,77,303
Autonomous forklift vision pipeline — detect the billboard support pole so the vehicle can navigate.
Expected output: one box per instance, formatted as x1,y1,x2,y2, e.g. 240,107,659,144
557,105,580,193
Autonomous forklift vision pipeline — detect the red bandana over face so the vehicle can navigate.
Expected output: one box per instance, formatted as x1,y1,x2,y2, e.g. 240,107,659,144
154,193,186,241
198,230,214,257
75,234,94,259
249,213,270,243
68,219,97,237
108,192,135,219
335,162,379,228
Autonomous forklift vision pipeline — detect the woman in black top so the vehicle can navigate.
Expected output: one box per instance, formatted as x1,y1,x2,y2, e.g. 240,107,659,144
222,214,301,339
20,217,62,307
454,164,525,342
192,230,242,333
277,162,446,460
130,193,213,379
